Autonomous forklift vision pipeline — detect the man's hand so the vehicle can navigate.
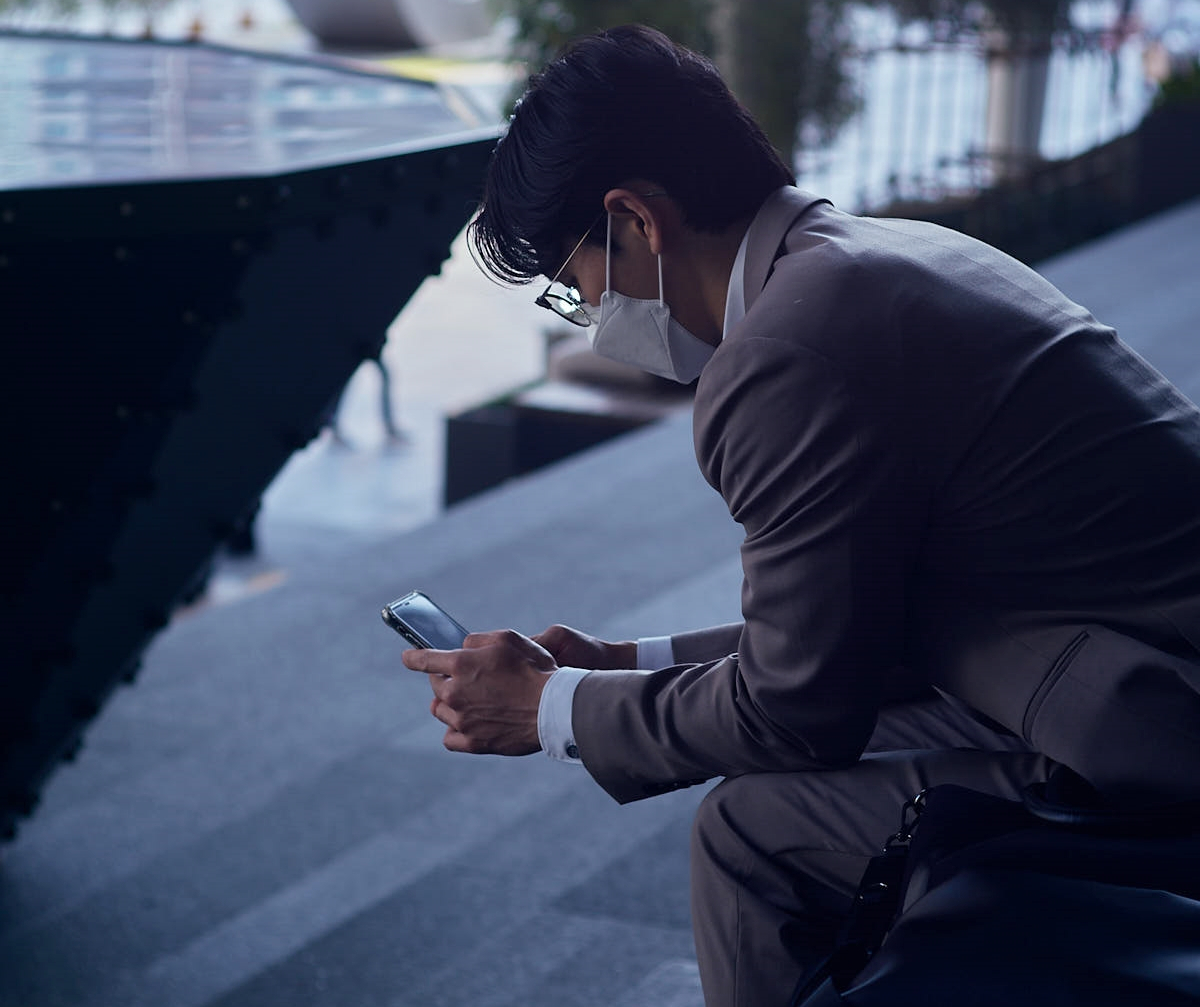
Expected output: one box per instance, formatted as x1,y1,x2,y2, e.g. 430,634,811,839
533,624,638,670
402,630,556,755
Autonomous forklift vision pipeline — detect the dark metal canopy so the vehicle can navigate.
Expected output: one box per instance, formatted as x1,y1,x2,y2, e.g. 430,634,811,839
0,31,501,841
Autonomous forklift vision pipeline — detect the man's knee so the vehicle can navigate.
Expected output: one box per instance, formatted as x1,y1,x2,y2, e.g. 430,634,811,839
690,772,844,898
691,775,767,877
690,774,861,1002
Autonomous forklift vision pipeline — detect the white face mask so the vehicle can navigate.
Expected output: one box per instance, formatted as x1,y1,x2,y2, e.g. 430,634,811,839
586,213,715,384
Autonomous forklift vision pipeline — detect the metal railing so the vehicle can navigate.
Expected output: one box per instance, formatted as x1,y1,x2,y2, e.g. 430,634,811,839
797,5,1163,212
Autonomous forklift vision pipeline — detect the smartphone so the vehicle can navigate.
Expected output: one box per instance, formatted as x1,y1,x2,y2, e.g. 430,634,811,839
381,590,470,650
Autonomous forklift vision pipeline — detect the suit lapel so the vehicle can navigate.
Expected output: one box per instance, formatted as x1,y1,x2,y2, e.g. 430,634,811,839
742,188,830,313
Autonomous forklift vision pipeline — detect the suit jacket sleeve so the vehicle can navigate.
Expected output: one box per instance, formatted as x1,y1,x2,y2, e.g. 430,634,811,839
572,332,917,803
670,623,743,665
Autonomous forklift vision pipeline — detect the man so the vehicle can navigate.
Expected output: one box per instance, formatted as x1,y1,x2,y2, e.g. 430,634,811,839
403,24,1200,1007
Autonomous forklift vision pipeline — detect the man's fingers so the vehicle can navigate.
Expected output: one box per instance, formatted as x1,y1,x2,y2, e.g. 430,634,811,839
402,647,458,676
441,729,471,753
531,624,567,647
428,673,455,703
462,629,509,649
430,695,459,730
408,629,549,757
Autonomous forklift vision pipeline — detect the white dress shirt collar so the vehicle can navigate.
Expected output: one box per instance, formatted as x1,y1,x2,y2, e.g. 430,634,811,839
721,186,795,338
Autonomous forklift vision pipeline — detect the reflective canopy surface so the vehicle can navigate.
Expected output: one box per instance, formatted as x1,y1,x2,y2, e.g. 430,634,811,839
0,31,488,189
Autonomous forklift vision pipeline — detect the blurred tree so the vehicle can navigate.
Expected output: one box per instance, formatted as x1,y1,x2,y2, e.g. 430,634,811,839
716,0,860,156
885,0,1072,44
497,0,716,82
494,0,858,158
494,0,1077,161
1154,56,1200,108
716,0,1077,158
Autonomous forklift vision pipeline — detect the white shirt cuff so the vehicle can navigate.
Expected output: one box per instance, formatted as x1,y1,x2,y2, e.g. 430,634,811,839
538,667,590,763
637,635,675,669
539,641,674,765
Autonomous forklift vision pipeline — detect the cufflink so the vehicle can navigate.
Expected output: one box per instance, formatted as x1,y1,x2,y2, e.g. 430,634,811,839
565,743,580,760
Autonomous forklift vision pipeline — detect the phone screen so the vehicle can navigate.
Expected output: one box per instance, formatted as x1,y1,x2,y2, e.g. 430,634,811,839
381,591,469,649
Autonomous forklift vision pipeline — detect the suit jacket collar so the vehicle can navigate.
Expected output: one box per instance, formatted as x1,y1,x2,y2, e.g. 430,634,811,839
742,187,831,313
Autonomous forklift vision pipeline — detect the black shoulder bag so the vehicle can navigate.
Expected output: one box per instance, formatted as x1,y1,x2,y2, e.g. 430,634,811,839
791,770,1200,1007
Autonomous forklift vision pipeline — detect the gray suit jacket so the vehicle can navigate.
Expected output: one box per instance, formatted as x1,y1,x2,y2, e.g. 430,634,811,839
573,188,1200,805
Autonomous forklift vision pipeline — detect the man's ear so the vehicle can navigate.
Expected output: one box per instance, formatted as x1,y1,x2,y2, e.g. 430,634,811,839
603,185,675,256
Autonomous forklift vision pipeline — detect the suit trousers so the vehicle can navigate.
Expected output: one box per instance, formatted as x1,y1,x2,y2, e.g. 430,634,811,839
689,696,1055,1007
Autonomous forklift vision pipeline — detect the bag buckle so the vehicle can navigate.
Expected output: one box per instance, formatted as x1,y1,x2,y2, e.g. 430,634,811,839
886,788,928,850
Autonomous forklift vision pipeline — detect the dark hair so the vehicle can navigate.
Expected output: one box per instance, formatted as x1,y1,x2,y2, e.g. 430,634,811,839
468,24,795,285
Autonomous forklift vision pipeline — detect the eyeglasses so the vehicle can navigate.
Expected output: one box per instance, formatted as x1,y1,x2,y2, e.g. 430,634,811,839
534,192,667,327
535,214,603,328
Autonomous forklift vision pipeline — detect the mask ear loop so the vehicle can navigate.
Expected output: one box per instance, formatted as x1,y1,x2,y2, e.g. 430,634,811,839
605,213,613,295
605,211,664,305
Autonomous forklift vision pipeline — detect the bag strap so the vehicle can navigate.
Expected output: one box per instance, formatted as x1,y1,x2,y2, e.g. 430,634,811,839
788,791,927,1006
